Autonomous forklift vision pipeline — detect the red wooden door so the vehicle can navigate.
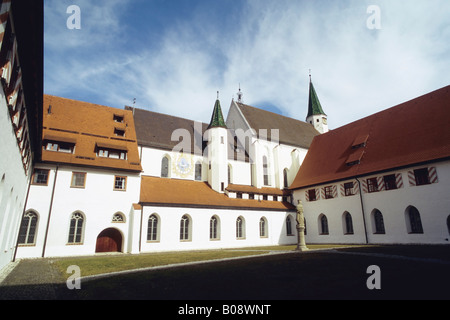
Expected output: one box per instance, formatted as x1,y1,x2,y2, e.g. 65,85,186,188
95,228,122,253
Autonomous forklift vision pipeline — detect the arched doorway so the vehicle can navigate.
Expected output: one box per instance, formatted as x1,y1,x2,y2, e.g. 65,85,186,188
95,228,123,253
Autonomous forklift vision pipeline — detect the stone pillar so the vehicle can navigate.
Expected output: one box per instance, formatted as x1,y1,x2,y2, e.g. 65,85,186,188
296,200,308,251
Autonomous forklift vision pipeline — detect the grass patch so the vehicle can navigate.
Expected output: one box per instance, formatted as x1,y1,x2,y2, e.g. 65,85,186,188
52,249,272,277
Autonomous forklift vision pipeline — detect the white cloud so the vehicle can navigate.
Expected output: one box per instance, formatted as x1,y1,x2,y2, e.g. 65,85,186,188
44,0,450,129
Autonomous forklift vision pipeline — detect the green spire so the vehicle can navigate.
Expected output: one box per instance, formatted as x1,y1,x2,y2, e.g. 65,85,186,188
307,78,326,117
208,92,227,129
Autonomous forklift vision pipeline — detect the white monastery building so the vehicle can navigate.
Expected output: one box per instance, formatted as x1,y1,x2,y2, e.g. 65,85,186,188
2,1,450,267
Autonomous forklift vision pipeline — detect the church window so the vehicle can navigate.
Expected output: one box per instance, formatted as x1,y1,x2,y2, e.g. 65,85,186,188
32,168,49,185
367,178,379,193
236,216,245,239
283,169,288,188
344,212,354,235
147,214,159,241
114,176,127,191
195,162,202,181
344,182,354,196
68,212,84,244
161,156,170,178
414,168,430,186
286,216,293,236
71,172,86,188
384,174,397,190
373,209,385,234
260,217,268,238
180,215,191,241
263,156,269,185
406,206,423,234
210,216,220,240
18,211,38,245
319,214,329,235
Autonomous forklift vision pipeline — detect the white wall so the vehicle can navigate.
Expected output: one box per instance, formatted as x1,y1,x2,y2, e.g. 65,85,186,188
139,206,297,253
293,160,450,245
0,90,31,270
15,165,141,259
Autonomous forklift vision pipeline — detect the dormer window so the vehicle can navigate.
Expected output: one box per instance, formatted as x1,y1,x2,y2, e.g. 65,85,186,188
96,144,127,160
113,114,124,123
114,128,125,137
44,140,75,154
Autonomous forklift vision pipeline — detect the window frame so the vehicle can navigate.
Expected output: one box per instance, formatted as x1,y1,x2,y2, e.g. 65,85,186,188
71,172,87,189
32,168,50,186
67,212,85,245
367,177,379,193
147,214,159,242
384,174,397,190
344,182,354,196
114,175,127,191
414,168,430,186
324,186,334,199
18,211,39,246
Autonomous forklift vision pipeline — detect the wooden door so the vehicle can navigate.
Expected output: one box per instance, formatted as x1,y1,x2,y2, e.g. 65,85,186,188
95,228,122,253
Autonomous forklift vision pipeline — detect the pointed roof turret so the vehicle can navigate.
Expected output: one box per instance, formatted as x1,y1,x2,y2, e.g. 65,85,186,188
208,91,227,129
307,76,326,118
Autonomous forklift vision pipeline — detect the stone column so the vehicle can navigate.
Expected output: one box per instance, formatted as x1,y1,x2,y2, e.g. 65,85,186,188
296,200,308,251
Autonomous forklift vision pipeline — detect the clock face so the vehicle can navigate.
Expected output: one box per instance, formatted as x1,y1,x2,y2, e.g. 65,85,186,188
174,153,193,177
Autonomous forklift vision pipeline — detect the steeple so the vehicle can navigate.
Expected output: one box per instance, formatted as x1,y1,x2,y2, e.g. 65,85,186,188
307,76,326,118
208,91,227,129
306,74,329,134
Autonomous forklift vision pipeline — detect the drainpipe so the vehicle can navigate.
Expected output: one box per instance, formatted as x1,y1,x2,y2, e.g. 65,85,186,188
356,177,369,244
42,165,59,258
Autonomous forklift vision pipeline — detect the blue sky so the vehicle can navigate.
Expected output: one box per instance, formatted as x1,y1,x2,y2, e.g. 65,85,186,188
44,0,450,129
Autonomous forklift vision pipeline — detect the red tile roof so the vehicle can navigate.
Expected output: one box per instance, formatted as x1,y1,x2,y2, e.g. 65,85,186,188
42,95,142,172
290,85,450,189
140,176,295,211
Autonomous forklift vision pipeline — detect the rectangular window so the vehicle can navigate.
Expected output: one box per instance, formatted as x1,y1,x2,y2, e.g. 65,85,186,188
414,168,430,186
324,186,334,199
113,114,124,123
32,169,50,185
344,182,354,196
384,174,397,190
308,189,317,201
114,128,125,137
98,148,127,160
114,176,127,191
236,192,242,199
44,141,75,154
71,172,86,188
367,178,379,193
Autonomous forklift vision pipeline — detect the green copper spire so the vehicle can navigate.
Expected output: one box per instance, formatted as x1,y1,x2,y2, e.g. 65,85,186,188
307,78,326,117
208,92,227,129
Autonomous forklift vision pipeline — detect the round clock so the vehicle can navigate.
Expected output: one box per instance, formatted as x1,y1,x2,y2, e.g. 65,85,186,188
174,153,193,177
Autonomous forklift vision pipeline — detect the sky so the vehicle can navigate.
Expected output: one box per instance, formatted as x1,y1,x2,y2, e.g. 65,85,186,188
44,0,450,130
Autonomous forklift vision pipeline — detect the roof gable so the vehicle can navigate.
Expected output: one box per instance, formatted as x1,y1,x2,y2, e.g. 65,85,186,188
290,85,450,189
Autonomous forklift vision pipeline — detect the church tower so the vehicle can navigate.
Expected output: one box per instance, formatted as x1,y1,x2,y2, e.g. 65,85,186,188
206,92,228,193
306,76,328,134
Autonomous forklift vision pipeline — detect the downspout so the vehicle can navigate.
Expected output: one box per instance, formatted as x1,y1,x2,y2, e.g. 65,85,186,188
42,165,59,258
138,204,143,253
12,172,33,262
356,177,369,244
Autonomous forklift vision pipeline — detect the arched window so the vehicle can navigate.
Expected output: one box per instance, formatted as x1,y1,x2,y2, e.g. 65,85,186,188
405,206,423,234
228,164,232,184
263,156,269,185
18,211,38,245
161,156,170,178
286,215,293,235
195,162,202,181
210,216,220,240
344,212,354,235
180,215,191,241
68,212,84,244
260,217,268,237
236,216,245,239
283,168,289,188
319,214,329,235
447,215,450,235
112,212,125,223
373,209,385,234
147,214,159,241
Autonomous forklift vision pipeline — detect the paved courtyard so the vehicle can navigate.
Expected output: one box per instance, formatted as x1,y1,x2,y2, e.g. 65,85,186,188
0,245,449,300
